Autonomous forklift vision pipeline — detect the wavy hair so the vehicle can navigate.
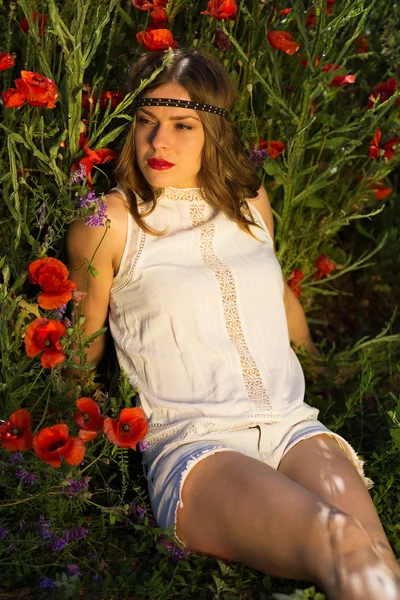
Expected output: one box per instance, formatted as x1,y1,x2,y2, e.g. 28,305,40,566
114,48,263,239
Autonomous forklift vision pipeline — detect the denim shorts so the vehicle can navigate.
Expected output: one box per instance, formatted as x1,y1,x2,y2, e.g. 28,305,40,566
145,418,373,547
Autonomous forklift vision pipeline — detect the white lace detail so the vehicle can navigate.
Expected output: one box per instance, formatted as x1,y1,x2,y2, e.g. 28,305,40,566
189,202,271,411
158,187,205,203
111,229,146,294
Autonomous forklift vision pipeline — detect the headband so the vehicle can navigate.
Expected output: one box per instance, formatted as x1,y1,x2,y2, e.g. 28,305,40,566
133,97,229,120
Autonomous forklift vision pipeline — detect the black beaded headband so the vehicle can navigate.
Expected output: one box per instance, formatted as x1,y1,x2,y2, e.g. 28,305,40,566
133,97,229,120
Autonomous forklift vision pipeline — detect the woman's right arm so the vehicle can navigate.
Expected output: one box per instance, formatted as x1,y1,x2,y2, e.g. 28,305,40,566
65,192,128,372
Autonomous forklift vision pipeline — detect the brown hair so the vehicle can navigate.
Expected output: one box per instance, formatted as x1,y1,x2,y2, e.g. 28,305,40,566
114,48,263,239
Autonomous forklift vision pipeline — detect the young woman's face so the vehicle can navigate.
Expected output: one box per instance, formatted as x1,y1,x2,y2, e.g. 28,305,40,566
134,83,205,189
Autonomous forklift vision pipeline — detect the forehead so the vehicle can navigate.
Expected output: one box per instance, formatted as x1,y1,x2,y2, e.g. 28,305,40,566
138,83,200,121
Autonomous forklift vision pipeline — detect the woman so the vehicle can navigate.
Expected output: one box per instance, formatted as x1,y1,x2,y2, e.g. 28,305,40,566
67,49,400,599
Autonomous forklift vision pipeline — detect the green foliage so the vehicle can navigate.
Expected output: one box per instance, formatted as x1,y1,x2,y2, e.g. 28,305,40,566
0,0,400,597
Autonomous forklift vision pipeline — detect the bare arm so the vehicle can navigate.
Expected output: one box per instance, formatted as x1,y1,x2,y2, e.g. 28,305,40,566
247,186,318,355
65,192,128,375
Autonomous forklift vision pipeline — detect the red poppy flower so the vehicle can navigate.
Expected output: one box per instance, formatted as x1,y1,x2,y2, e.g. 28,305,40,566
28,257,77,310
368,129,400,161
0,409,33,452
354,35,368,54
371,181,392,200
74,398,105,441
33,424,85,468
279,8,292,17
14,71,59,109
367,78,400,109
0,52,15,71
136,29,178,51
200,0,238,21
24,318,67,368
150,6,168,21
132,0,167,9
288,269,304,299
19,12,48,37
104,408,148,450
321,63,355,86
266,30,300,55
258,139,286,160
70,145,118,189
2,87,27,108
314,254,336,280
99,89,125,110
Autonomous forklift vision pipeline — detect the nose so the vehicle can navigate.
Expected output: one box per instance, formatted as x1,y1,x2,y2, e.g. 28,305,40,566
149,123,169,150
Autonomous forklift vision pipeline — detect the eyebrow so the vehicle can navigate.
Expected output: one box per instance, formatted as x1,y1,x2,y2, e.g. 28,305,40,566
137,107,201,121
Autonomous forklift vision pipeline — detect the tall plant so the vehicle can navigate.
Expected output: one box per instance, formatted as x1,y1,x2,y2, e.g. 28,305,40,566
0,0,399,595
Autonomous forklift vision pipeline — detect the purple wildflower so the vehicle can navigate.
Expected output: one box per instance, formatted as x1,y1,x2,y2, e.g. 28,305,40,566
62,476,91,497
128,502,137,513
53,302,67,321
9,451,24,464
38,516,52,540
159,537,191,561
16,469,36,485
92,572,104,582
134,506,147,523
138,440,150,453
52,538,67,552
247,145,268,167
0,527,8,540
64,317,73,328
38,202,47,227
78,191,97,208
85,201,108,227
63,526,88,541
70,166,87,184
40,577,56,589
66,564,82,577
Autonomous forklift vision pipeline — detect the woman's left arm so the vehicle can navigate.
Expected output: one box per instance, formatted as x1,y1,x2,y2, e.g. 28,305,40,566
247,185,319,357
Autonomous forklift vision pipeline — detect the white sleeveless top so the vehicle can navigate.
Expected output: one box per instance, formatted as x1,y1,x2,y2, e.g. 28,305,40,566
108,186,318,467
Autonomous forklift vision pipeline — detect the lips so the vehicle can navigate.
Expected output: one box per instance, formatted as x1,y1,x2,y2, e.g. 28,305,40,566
147,158,175,170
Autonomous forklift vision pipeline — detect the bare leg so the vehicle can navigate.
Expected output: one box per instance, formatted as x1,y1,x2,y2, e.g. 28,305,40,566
175,450,400,600
278,434,400,595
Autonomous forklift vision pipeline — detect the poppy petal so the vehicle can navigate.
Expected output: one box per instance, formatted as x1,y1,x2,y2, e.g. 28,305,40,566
78,430,98,441
63,438,86,466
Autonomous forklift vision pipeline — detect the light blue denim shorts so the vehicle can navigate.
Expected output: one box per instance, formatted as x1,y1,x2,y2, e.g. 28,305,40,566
145,418,373,547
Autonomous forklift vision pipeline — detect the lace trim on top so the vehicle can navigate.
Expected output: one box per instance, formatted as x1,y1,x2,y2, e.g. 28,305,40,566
157,187,205,203
189,201,271,412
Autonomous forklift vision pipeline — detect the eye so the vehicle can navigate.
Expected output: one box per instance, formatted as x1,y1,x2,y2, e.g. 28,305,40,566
137,117,193,131
138,117,154,125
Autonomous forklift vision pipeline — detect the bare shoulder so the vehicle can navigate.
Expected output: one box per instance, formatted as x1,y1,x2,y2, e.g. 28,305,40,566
67,189,129,276
246,185,274,242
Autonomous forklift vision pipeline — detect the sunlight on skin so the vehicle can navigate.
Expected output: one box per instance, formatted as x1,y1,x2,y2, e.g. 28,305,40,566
305,438,348,496
326,509,400,600
345,563,400,600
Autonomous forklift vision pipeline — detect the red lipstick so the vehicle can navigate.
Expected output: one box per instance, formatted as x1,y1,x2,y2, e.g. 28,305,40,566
147,158,175,170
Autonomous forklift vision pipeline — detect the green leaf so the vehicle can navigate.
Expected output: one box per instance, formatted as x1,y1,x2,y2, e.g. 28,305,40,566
95,124,130,149
390,429,400,449
89,264,99,278
304,196,325,208
86,327,108,343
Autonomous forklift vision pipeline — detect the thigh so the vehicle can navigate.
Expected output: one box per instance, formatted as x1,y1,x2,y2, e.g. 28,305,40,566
176,449,343,583
277,434,395,560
